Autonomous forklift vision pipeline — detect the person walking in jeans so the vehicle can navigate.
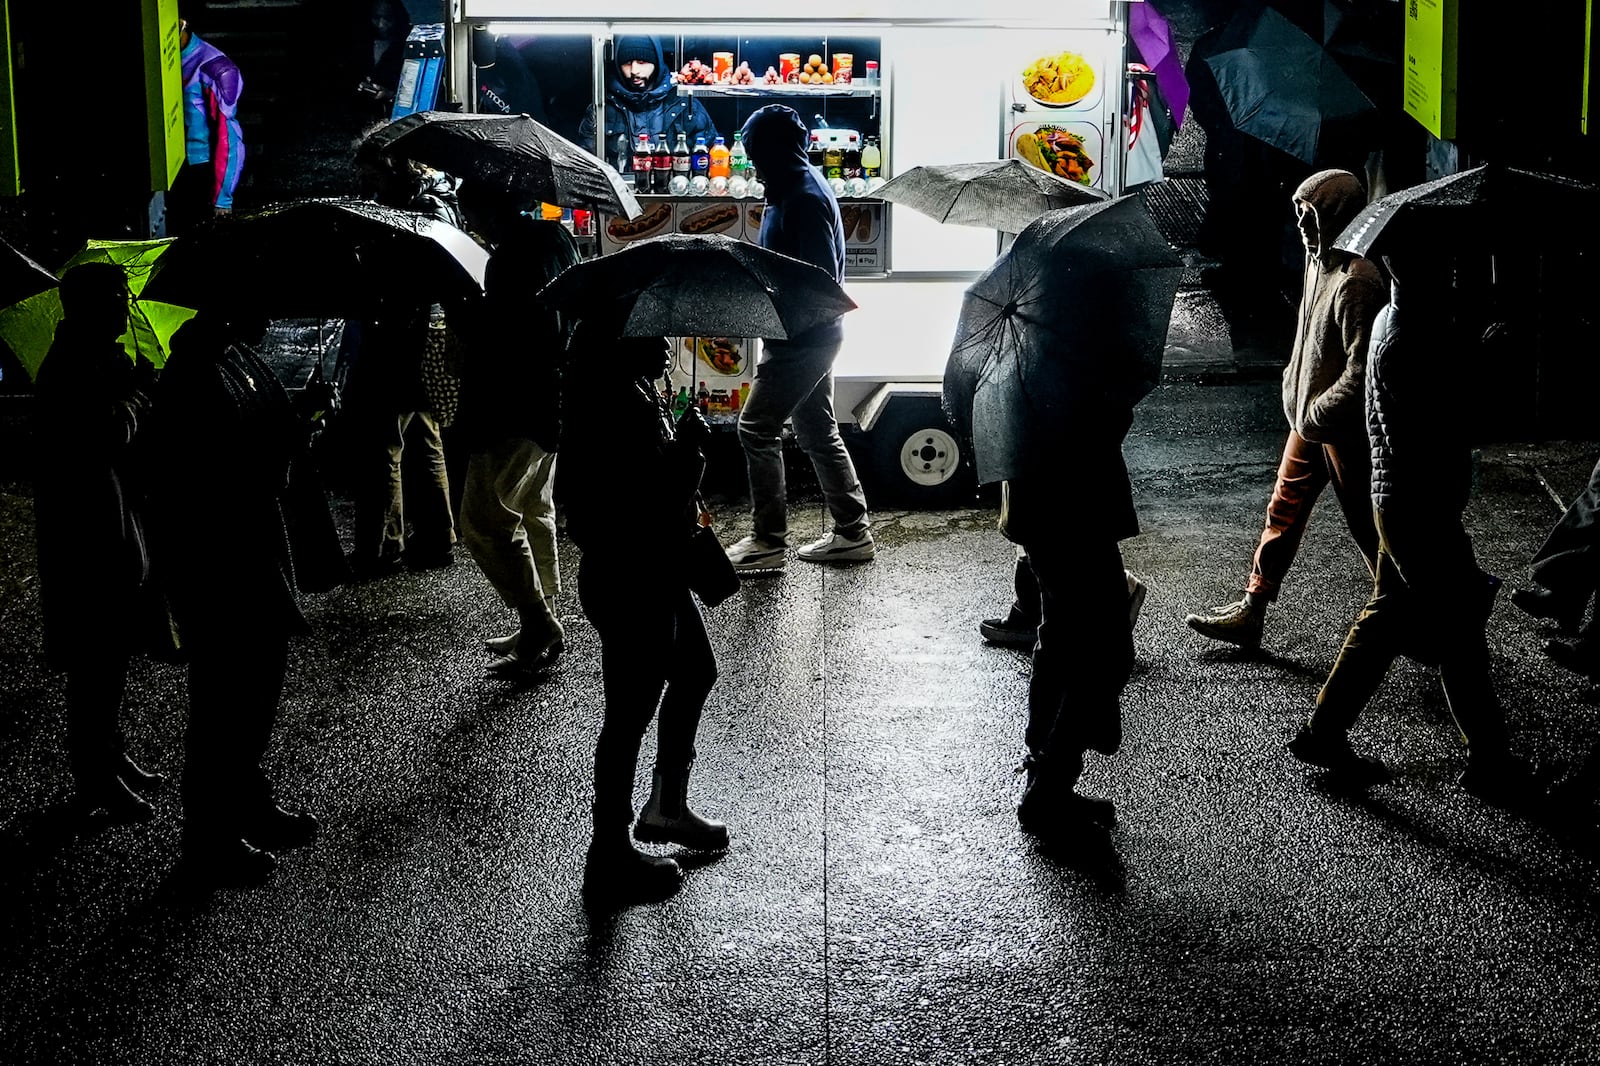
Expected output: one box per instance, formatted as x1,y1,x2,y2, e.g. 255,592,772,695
722,105,872,572
1185,170,1386,648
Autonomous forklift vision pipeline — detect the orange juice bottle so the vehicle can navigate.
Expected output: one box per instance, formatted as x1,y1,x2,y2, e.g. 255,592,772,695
709,136,731,179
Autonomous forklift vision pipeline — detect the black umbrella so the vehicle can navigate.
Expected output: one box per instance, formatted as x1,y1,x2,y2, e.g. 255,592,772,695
1332,163,1600,259
143,198,488,317
1,236,61,307
536,233,856,341
1200,3,1377,165
942,197,1183,486
360,110,643,221
874,159,1107,234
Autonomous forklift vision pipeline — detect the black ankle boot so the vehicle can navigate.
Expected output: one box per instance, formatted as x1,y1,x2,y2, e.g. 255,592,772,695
633,769,729,851
583,827,683,904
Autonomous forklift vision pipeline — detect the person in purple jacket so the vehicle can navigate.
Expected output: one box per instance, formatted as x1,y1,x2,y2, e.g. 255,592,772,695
167,17,245,233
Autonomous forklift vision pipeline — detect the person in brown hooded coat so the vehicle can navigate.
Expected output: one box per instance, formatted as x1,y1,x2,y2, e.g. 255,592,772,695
1185,169,1387,649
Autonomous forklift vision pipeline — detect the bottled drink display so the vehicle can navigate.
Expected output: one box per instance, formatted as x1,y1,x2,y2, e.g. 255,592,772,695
729,132,751,181
807,132,825,169
709,136,730,179
652,132,673,194
691,135,710,177
861,136,882,178
633,133,654,186
617,133,632,187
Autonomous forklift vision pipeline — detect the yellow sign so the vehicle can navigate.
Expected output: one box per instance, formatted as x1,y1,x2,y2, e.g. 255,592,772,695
1403,0,1458,139
1,0,19,196
142,0,184,191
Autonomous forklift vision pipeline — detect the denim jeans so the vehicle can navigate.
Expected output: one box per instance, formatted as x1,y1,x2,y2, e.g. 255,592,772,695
736,330,868,544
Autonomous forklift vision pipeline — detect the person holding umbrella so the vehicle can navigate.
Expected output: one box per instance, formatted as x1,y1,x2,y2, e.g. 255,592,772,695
1287,253,1536,804
556,328,729,905
146,310,320,889
723,105,873,571
1184,169,1386,649
32,263,165,822
454,183,578,677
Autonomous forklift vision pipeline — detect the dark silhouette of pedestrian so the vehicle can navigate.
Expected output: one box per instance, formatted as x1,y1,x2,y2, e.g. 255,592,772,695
979,550,1146,648
455,183,578,677
341,153,461,577
1185,169,1386,649
556,329,728,905
1006,373,1140,842
147,311,319,889
32,263,165,822
1513,454,1600,680
1289,255,1537,805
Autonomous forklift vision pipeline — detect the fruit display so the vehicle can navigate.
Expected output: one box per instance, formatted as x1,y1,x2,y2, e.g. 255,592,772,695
726,61,757,85
762,66,781,84
798,53,834,85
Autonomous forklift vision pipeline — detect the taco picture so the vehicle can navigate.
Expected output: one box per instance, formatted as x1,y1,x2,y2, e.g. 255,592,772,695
1014,126,1096,186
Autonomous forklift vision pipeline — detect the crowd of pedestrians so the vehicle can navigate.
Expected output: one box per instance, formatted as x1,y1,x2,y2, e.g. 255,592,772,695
22,116,1598,908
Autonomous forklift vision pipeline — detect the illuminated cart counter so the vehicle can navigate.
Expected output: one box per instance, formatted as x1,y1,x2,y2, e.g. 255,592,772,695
448,1,1140,505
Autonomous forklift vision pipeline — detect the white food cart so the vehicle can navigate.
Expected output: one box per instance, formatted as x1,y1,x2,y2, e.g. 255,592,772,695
449,1,1142,505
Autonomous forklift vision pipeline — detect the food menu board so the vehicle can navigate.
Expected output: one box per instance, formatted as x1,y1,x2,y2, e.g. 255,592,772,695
1006,40,1108,190
598,198,885,270
670,336,752,424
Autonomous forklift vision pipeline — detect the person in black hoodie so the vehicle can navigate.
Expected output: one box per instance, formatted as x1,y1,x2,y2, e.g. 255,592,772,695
722,105,873,572
577,34,717,162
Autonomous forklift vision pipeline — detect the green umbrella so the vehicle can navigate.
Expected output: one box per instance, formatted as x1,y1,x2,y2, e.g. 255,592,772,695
0,238,196,380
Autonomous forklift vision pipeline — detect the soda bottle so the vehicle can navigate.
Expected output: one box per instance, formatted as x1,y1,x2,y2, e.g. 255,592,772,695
709,136,730,179
729,132,751,181
861,136,882,178
673,132,692,183
617,133,633,187
807,131,825,169
691,135,710,177
842,133,862,180
633,133,654,188
652,132,673,194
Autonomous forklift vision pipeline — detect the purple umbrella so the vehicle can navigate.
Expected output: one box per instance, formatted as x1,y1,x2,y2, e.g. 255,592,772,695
1129,1,1189,129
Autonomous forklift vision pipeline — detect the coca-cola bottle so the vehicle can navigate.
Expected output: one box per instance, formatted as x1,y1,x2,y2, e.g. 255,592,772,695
652,132,673,194
632,133,654,189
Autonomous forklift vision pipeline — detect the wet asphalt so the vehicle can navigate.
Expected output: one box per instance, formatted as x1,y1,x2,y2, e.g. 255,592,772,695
2,321,1599,1064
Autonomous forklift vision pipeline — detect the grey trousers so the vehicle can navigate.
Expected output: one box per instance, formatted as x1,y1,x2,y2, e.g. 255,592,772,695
736,333,869,544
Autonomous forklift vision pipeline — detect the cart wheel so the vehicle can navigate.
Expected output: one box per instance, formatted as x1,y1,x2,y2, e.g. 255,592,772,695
865,399,975,509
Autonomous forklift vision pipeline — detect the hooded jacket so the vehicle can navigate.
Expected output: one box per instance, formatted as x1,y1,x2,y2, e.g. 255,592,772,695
577,35,718,153
740,106,847,346
1280,169,1386,443
181,32,245,210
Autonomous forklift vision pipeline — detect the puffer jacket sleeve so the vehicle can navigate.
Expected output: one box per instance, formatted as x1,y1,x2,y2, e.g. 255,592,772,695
1305,260,1385,436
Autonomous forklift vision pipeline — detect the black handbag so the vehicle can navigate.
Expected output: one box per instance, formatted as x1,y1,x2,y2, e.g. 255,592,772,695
685,523,741,608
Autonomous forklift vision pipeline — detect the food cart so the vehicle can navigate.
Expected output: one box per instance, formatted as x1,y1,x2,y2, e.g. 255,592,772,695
448,1,1141,505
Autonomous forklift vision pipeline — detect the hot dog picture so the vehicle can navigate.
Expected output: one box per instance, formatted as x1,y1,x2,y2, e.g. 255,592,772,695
747,205,765,229
606,201,673,242
679,202,741,236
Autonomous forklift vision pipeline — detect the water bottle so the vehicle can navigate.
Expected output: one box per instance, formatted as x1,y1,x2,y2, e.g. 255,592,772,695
616,133,632,187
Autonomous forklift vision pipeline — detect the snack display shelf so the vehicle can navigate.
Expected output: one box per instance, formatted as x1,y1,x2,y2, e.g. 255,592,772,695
674,84,880,99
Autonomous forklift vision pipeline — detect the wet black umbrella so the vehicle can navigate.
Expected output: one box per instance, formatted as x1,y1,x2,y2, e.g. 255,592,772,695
1200,3,1377,165
536,233,856,341
1332,163,1600,259
943,197,1183,485
143,198,488,317
874,159,1107,234
1,236,60,307
360,110,643,221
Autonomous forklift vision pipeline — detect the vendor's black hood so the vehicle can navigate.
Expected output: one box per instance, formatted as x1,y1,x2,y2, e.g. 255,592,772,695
740,105,811,191
606,35,673,110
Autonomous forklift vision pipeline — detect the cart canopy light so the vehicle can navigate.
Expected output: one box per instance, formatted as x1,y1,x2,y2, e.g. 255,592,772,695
468,1,1117,24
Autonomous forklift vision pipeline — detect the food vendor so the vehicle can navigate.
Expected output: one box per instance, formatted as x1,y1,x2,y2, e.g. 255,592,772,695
577,34,719,154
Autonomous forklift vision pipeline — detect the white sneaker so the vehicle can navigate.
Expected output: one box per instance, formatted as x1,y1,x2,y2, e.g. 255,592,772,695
725,535,787,571
796,530,876,564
